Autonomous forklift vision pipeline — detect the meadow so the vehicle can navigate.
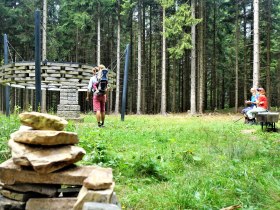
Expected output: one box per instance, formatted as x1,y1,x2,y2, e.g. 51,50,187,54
0,113,279,209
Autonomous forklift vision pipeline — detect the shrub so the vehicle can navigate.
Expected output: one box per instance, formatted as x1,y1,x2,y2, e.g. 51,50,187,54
132,156,167,181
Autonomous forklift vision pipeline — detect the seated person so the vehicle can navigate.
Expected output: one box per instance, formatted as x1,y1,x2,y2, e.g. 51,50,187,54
242,88,258,123
246,87,268,123
242,88,258,114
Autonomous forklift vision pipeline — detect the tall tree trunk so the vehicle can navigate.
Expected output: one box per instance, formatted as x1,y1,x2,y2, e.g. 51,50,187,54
109,16,114,114
133,32,137,112
161,6,167,115
235,3,240,113
10,88,14,113
198,0,204,113
179,61,183,112
142,3,146,113
137,0,142,114
172,58,176,112
24,89,29,110
277,58,280,106
221,67,225,109
128,2,134,113
42,0,47,60
265,0,271,108
154,44,158,114
166,53,170,111
115,0,121,114
41,0,47,112
185,51,191,110
30,90,34,111
106,17,111,68
249,0,254,88
148,4,152,113
203,2,207,110
253,0,259,88
182,55,187,111
190,0,196,115
97,2,101,65
243,2,248,104
211,0,217,110
75,27,79,62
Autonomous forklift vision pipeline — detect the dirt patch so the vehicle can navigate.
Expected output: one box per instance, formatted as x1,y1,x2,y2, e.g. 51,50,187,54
241,129,258,141
241,129,256,134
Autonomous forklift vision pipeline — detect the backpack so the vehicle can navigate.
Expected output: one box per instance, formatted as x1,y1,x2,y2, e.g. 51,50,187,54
95,69,109,95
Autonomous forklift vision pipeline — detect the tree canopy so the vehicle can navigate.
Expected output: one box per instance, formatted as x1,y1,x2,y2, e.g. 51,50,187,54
0,0,280,113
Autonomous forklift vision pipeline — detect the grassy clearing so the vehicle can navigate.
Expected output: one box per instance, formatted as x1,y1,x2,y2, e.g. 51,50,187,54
0,113,280,209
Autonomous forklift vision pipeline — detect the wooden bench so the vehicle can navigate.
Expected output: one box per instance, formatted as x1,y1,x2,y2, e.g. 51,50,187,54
256,112,279,131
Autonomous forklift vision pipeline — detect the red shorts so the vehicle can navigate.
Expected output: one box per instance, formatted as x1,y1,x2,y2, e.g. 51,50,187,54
93,95,106,112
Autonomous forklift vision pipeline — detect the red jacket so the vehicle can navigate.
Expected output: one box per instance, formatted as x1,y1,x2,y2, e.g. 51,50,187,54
258,95,268,109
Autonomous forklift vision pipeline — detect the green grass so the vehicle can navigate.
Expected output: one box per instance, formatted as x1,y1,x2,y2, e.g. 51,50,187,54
0,114,20,161
1,113,280,209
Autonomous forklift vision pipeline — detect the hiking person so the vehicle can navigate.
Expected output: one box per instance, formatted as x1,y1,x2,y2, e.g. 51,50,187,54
246,88,268,123
92,64,109,127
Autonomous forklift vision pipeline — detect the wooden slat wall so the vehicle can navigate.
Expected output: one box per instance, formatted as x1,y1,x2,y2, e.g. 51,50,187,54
0,62,116,90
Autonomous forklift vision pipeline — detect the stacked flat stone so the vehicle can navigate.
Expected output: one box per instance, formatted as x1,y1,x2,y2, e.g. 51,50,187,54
0,112,120,210
57,85,81,120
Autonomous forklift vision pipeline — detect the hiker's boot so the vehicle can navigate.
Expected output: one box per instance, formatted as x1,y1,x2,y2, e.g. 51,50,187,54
244,116,249,124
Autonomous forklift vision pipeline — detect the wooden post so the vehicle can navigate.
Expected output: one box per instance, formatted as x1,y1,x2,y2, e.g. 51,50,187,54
35,10,42,112
121,44,130,121
41,0,47,112
4,34,10,117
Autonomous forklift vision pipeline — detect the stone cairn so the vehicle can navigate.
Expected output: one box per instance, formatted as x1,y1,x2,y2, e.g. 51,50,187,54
57,85,81,121
0,112,120,210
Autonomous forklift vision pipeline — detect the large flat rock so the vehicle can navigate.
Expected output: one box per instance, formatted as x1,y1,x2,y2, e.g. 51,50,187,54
73,185,114,210
0,195,25,210
82,202,121,210
0,159,97,185
11,130,79,145
9,139,85,173
25,198,77,210
2,183,59,197
19,112,68,131
83,168,113,190
0,188,44,202
18,125,33,131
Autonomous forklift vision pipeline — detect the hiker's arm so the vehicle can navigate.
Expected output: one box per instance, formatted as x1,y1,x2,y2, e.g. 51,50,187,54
86,91,90,101
93,82,99,93
93,82,97,90
86,78,93,101
257,97,266,105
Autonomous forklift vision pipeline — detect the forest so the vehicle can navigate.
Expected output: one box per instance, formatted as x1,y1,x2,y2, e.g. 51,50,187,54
0,0,280,114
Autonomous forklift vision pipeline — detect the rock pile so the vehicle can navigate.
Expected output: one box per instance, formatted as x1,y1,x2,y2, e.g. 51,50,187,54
0,112,120,210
